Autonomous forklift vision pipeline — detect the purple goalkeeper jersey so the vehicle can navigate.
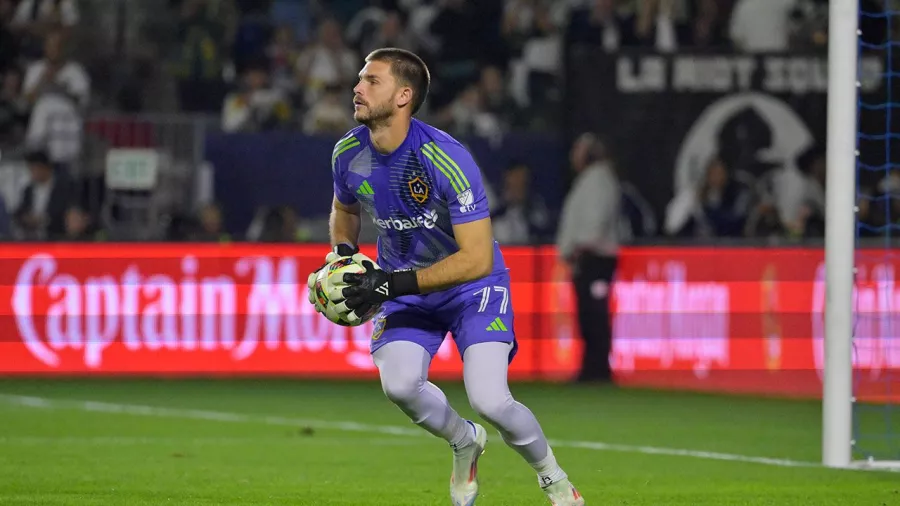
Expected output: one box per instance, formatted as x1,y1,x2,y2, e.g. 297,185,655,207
331,119,507,275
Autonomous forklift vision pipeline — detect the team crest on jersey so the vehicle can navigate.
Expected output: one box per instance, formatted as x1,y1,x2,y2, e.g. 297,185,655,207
408,177,429,204
371,314,386,341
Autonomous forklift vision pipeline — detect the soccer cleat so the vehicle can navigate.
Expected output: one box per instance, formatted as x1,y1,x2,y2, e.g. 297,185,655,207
449,421,487,506
541,478,585,506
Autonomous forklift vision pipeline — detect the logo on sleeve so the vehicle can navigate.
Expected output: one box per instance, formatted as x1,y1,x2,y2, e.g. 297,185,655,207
357,180,375,196
408,177,429,204
457,189,475,213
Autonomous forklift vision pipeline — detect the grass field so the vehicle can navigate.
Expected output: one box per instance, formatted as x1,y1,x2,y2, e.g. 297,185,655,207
0,379,898,505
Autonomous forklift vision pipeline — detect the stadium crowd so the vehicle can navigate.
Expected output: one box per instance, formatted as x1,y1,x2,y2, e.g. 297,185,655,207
0,0,896,243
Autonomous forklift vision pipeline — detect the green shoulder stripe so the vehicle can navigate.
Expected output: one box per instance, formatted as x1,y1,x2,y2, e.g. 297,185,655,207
332,136,360,165
421,142,469,193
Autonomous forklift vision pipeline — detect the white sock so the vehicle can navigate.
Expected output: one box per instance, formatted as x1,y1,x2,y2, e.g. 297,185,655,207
532,445,568,485
448,417,476,451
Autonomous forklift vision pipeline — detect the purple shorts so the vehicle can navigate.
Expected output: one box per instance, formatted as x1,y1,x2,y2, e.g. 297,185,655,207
369,271,518,363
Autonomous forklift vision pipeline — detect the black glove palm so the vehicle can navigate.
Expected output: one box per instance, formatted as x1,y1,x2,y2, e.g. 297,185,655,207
341,260,393,311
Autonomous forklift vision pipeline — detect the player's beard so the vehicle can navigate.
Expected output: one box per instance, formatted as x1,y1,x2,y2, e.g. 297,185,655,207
355,100,394,129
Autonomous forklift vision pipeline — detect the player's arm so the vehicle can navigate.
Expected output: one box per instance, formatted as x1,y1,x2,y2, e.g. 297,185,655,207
328,136,364,254
413,217,493,293
330,196,361,249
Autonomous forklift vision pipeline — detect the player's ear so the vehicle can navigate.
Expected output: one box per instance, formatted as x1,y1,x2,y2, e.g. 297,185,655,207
396,86,413,108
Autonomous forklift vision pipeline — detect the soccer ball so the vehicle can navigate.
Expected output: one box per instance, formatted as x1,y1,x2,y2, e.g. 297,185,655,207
313,257,381,326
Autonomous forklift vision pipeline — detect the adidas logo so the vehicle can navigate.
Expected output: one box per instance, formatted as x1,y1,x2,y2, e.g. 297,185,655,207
485,317,507,332
357,180,374,196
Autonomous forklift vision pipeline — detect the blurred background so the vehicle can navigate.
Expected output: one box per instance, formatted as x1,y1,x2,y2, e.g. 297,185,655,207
1,2,900,498
0,0,896,245
1,0,899,392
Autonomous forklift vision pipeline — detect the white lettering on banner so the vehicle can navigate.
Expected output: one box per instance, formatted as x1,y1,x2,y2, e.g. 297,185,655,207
617,56,666,92
611,261,730,377
673,56,756,92
812,263,900,379
11,253,384,369
616,55,884,93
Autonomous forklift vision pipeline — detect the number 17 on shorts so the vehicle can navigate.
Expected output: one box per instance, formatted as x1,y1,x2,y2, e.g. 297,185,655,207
450,273,518,361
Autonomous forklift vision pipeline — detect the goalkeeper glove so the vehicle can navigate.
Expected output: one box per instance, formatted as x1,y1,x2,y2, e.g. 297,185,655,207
339,258,419,311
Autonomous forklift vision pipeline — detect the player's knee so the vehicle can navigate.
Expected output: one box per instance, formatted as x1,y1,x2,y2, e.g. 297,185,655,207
468,390,513,425
380,370,425,406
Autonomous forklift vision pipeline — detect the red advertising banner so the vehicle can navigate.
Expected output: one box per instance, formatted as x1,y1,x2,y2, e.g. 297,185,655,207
604,248,900,403
0,244,897,402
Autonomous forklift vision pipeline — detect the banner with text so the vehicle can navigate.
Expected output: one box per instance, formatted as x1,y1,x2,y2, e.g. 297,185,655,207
564,48,892,213
0,244,896,402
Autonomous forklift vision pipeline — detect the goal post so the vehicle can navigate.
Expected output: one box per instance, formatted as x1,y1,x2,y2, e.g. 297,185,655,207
823,0,859,469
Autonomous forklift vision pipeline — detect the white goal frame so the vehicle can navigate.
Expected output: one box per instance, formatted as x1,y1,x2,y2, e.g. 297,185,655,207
824,0,900,470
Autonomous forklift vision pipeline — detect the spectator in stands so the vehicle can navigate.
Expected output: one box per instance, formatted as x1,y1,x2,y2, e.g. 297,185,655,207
22,29,89,109
635,0,731,51
795,145,826,237
191,202,230,242
479,65,521,130
0,65,28,146
557,133,620,383
8,0,79,59
266,24,302,97
358,10,416,57
516,1,561,128
303,83,354,135
221,61,291,132
566,0,639,52
492,161,551,245
171,0,236,112
690,0,732,48
13,149,73,239
664,155,752,238
729,0,795,52
436,83,503,144
0,0,20,74
20,30,88,168
270,0,312,45
247,204,308,243
295,17,358,108
0,191,10,239
60,204,101,241
427,0,485,109
231,0,273,75
635,0,682,51
403,0,441,55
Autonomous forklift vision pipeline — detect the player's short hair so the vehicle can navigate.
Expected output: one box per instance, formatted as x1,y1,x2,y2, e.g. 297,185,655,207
365,48,431,115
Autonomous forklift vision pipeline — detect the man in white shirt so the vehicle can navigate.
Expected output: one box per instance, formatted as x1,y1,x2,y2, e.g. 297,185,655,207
556,133,621,383
23,29,90,109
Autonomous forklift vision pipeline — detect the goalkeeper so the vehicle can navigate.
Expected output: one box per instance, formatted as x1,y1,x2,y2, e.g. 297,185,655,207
306,48,585,506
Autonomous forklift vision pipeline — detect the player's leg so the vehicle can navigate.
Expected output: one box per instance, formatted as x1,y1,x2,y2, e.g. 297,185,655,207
462,342,583,505
372,339,486,506
450,273,584,504
371,304,487,506
372,339,476,447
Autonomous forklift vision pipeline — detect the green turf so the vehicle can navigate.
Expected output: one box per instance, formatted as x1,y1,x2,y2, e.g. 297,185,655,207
0,379,897,505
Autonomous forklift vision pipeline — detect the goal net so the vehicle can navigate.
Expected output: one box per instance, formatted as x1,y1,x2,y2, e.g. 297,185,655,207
851,0,900,469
